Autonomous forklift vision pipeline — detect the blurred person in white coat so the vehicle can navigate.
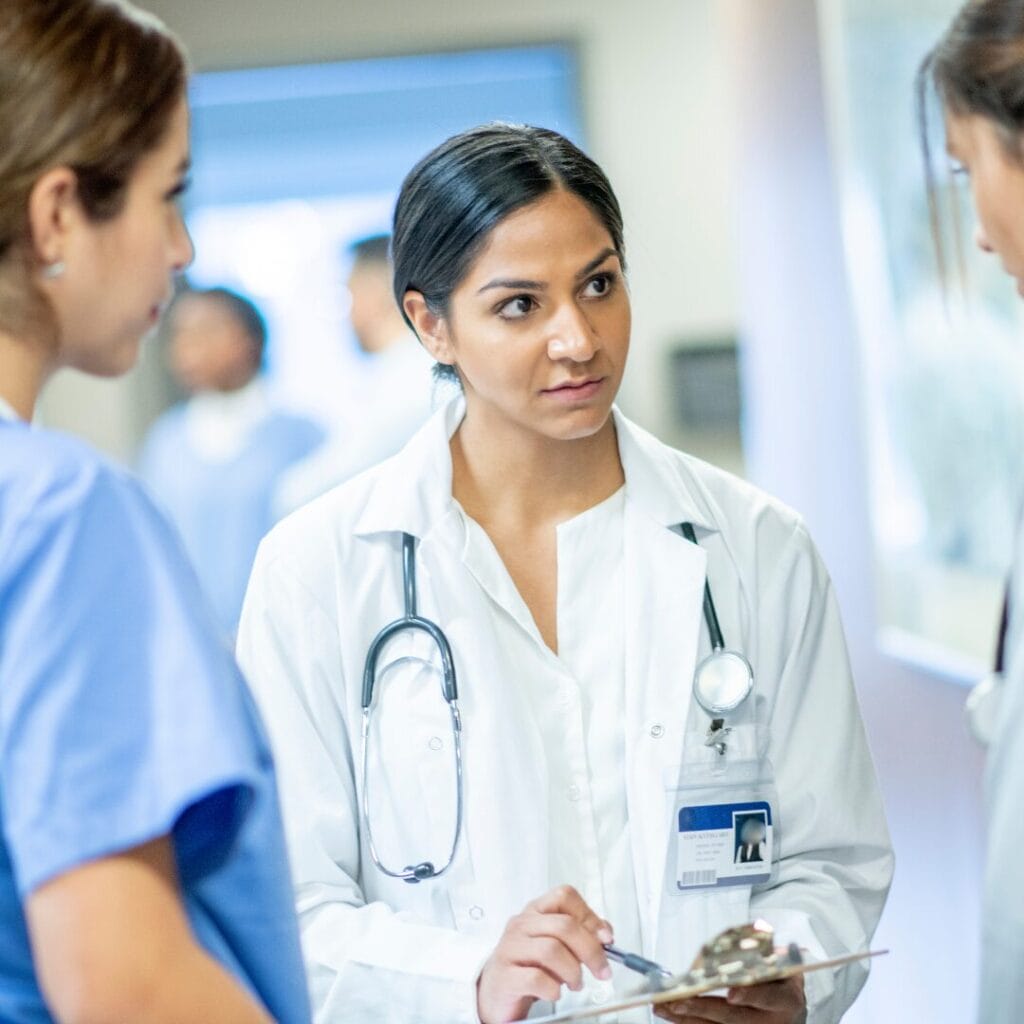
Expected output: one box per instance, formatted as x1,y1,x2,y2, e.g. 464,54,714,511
238,124,892,1024
920,3,1024,1019
274,234,434,517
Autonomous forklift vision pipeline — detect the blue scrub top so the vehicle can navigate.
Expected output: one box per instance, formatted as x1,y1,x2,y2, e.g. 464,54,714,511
0,418,311,1024
138,405,323,635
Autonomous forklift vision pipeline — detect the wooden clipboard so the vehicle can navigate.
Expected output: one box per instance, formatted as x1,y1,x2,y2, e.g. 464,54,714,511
515,948,887,1023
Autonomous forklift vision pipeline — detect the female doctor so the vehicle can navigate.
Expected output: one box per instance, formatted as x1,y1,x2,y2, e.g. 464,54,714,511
237,124,893,1024
920,1,1024,1016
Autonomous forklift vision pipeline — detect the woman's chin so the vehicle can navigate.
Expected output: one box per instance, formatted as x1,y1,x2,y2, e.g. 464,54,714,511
69,334,144,379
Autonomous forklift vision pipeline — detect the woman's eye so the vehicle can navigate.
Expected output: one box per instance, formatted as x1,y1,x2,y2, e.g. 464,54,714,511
498,295,536,320
950,161,969,178
582,272,615,298
166,177,191,202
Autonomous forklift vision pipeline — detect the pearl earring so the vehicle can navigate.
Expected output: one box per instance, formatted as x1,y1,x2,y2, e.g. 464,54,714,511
42,260,66,280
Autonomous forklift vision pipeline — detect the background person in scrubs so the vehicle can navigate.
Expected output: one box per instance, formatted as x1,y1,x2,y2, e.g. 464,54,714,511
0,2,311,1021
920,3,1024,1018
139,286,323,635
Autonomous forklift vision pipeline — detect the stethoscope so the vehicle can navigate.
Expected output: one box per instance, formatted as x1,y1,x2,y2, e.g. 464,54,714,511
680,523,755,754
360,533,464,884
360,524,754,883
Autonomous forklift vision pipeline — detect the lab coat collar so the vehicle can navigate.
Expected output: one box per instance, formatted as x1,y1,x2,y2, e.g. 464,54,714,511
351,397,460,540
352,397,721,539
611,408,719,535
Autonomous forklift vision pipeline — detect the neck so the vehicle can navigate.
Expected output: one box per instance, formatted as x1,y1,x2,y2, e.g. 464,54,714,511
451,402,624,529
0,329,52,420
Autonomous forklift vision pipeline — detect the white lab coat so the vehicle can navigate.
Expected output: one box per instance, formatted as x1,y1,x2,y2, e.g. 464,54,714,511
237,399,893,1024
978,508,1024,1021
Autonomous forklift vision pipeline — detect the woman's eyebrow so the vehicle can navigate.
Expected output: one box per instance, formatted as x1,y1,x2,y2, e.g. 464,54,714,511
476,247,619,295
574,247,618,281
477,275,545,294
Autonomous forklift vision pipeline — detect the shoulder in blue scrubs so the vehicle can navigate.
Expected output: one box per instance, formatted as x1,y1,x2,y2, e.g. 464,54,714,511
0,411,311,1024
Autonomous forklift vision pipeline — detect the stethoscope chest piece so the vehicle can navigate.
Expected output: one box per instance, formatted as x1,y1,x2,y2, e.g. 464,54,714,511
694,648,754,716
680,522,755,751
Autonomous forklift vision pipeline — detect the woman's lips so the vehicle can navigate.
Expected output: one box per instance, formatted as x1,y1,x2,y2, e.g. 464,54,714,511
541,378,605,402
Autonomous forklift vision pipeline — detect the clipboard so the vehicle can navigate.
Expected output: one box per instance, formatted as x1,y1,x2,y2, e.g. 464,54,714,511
513,921,887,1024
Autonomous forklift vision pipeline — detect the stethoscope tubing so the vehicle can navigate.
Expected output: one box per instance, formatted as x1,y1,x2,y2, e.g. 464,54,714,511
680,522,726,652
680,522,754,718
361,524,754,883
360,533,464,883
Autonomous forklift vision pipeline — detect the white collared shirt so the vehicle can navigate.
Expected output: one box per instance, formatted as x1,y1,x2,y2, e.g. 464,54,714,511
455,485,641,1012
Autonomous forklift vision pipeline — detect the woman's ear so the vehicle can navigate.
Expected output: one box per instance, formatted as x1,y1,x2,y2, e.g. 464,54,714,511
403,290,456,368
27,166,79,268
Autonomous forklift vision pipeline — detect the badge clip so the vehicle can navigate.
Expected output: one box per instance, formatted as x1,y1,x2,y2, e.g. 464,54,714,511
704,717,731,756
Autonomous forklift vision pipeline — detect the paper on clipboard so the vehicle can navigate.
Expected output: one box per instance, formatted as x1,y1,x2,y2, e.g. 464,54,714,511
513,921,887,1024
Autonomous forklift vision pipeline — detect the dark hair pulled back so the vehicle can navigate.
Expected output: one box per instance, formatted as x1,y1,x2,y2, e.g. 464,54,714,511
391,123,625,382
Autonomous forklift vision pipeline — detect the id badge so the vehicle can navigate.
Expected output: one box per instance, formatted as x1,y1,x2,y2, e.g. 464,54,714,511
667,752,777,896
676,799,773,890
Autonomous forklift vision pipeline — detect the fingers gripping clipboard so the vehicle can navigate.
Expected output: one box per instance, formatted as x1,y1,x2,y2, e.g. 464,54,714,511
514,921,887,1024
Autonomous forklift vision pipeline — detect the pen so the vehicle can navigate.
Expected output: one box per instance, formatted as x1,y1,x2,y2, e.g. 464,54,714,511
602,944,674,980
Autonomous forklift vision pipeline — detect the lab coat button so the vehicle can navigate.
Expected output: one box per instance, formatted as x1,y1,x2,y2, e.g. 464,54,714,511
567,784,582,802
428,736,443,751
591,984,612,1004
650,723,665,738
469,905,485,920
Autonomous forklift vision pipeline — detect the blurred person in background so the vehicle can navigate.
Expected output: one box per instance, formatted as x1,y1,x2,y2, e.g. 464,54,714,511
0,2,310,1021
274,233,434,516
920,1,1024,1019
139,285,323,635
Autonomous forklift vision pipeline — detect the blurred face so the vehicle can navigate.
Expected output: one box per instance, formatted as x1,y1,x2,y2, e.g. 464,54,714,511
423,188,630,443
347,261,393,353
168,295,259,394
45,96,193,376
946,111,1024,296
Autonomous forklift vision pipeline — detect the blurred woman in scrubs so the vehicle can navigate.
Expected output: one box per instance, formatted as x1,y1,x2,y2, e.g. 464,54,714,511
238,124,892,1024
920,3,1024,1018
139,286,323,635
0,2,310,1021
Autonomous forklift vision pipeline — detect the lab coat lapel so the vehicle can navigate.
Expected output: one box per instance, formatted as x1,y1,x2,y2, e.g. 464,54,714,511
622,500,706,954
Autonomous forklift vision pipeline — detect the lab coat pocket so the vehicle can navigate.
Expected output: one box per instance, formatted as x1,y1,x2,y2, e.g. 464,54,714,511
363,630,461,880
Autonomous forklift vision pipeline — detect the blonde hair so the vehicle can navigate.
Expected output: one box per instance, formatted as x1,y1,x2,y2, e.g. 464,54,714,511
0,0,187,338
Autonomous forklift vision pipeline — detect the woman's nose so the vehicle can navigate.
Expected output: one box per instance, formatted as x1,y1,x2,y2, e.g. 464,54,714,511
975,223,995,254
547,307,597,362
172,214,195,273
